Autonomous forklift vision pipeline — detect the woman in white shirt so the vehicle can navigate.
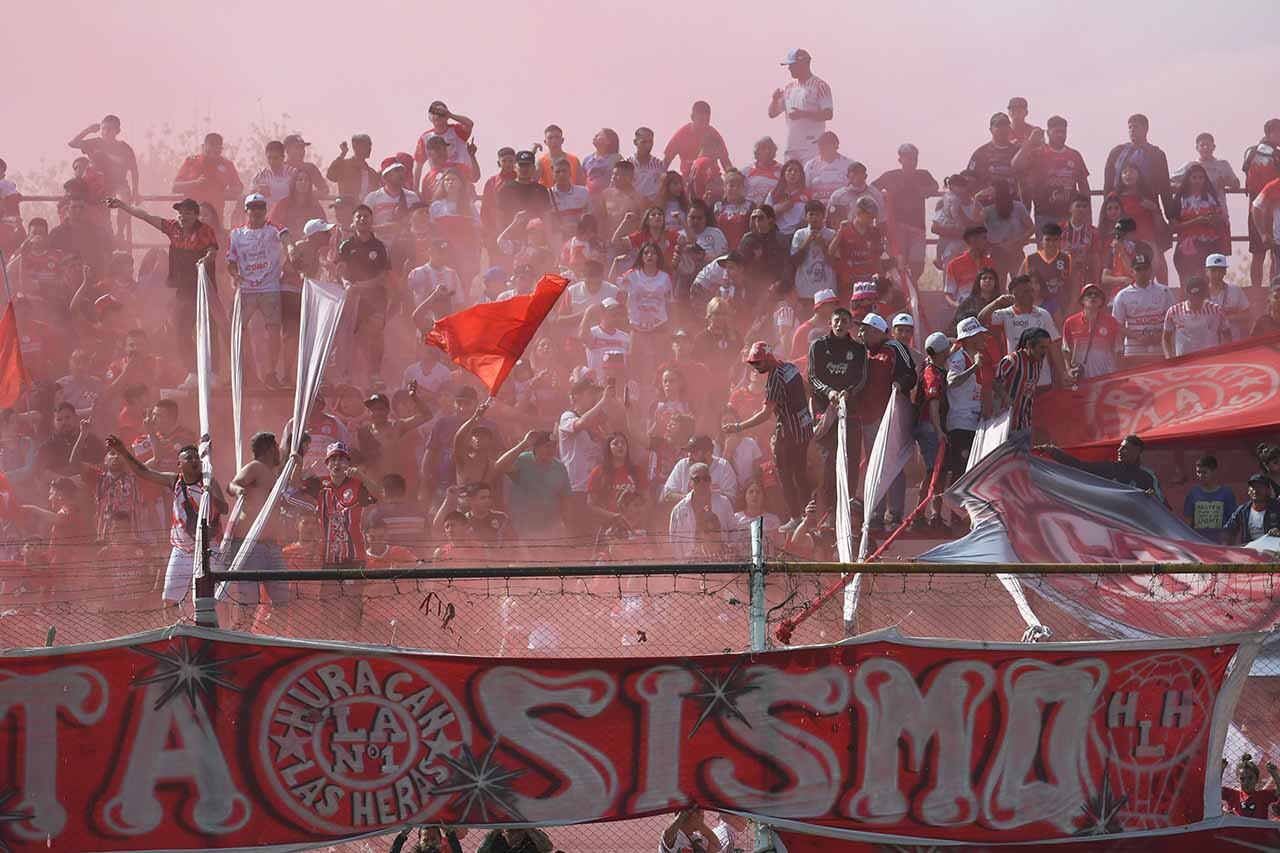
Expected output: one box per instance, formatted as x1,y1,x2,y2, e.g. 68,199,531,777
620,242,674,381
764,159,812,237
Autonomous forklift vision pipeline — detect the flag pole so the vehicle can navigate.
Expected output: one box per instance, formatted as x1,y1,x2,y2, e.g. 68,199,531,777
0,249,13,304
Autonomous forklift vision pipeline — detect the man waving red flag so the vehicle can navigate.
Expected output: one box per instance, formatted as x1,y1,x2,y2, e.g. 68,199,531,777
425,273,569,394
0,302,31,408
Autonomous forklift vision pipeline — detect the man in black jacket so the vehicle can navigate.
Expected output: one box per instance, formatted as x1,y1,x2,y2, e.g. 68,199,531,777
808,307,866,513
1223,475,1280,546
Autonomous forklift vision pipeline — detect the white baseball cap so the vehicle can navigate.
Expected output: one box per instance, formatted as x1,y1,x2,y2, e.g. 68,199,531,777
956,316,989,340
860,312,888,333
925,332,952,355
243,193,268,207
302,219,335,238
891,313,914,328
781,48,812,66
1205,253,1230,269
601,297,621,310
381,162,407,178
813,289,839,307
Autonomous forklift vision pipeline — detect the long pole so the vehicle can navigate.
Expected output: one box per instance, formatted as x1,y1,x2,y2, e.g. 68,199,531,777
0,248,13,303
749,517,766,652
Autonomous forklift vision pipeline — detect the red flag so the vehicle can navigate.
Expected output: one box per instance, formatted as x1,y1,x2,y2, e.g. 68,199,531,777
1034,333,1280,456
0,303,31,408
425,274,568,394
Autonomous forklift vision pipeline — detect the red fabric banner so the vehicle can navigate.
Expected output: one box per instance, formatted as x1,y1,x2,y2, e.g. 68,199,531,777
0,625,1253,851
0,304,31,409
425,274,568,394
778,821,1280,851
1033,334,1280,454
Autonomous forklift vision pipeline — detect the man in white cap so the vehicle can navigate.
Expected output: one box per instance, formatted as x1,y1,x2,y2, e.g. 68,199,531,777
227,192,288,388
790,288,839,359
768,48,834,163
724,341,813,531
580,296,632,383
890,312,923,372
283,132,328,197
1204,253,1248,341
857,312,917,528
363,161,421,232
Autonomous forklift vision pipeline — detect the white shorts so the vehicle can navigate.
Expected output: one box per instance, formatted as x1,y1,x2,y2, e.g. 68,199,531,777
163,547,198,603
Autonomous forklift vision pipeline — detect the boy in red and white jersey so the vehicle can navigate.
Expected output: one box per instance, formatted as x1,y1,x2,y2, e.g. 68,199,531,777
412,100,474,187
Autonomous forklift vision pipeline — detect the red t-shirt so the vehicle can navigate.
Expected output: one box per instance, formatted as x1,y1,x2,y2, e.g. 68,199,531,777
916,362,945,425
944,250,995,300
173,154,242,209
835,222,885,284
858,347,898,422
1225,787,1277,819
664,123,728,175
586,465,646,510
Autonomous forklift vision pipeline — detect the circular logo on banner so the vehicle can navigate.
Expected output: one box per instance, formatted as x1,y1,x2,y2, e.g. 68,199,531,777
257,654,472,834
1085,362,1280,437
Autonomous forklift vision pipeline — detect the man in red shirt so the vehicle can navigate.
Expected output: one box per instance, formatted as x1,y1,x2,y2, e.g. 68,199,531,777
1242,119,1280,286
171,132,243,219
855,312,917,528
481,147,518,249
1060,194,1103,294
663,101,731,178
944,225,995,309
1061,284,1123,382
790,288,840,359
1012,115,1090,230
830,197,885,298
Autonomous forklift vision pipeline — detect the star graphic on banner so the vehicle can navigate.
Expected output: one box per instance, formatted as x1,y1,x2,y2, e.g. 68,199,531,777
131,637,258,711
425,731,462,765
270,727,310,764
0,789,32,853
434,738,526,823
682,659,759,738
1072,762,1128,837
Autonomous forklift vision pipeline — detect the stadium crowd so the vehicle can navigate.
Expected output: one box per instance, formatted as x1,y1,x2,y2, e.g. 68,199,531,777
1,48,1280,623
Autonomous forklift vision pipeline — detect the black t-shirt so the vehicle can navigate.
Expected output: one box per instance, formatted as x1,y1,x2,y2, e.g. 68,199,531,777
967,142,1018,195
873,168,939,230
495,180,553,229
337,234,391,284
48,221,113,276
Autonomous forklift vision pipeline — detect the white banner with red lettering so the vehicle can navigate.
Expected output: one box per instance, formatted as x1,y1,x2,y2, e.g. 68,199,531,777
0,624,1260,850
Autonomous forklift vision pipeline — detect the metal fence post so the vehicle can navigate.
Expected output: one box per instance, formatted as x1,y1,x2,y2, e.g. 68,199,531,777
747,516,782,852
193,518,218,628
749,516,766,652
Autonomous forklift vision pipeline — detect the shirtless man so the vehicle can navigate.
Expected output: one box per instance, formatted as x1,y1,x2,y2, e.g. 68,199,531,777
452,397,500,488
356,381,432,485
217,431,292,622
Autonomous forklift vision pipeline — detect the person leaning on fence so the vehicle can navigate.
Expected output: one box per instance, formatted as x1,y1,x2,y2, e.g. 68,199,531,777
723,341,813,533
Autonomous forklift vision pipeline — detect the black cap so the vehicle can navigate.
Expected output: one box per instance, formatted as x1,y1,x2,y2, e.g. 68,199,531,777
172,198,200,213
1249,474,1271,488
364,393,390,409
687,434,714,453
1184,277,1207,294
515,150,536,165
717,251,745,267
1114,217,1137,234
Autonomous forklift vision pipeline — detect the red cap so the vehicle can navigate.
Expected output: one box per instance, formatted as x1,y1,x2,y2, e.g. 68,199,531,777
745,341,772,363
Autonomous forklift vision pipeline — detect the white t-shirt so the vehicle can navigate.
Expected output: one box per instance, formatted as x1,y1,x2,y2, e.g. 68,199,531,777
668,493,736,557
227,223,286,292
582,325,632,376
729,436,763,485
250,165,296,207
662,456,738,502
406,262,461,307
790,226,837,298
629,155,665,200
402,360,452,394
363,187,422,229
1248,506,1268,541
565,280,619,315
1207,283,1249,341
829,183,888,225
804,154,854,201
550,185,591,228
557,410,602,493
989,306,1058,387
1112,282,1174,357
781,76,834,161
620,269,673,331
1163,301,1224,357
685,227,729,259
945,349,983,431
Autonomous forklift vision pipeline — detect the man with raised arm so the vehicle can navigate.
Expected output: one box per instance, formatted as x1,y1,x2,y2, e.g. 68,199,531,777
218,431,294,620
105,435,227,608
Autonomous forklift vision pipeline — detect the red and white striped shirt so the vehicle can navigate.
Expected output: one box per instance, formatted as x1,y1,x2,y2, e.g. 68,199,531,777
414,123,471,169
1163,300,1224,357
995,350,1042,432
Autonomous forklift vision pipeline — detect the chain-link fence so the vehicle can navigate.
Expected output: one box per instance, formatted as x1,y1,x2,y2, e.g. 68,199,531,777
3,541,1278,851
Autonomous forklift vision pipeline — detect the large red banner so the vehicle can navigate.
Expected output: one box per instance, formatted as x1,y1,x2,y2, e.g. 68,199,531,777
1034,334,1280,453
0,626,1256,850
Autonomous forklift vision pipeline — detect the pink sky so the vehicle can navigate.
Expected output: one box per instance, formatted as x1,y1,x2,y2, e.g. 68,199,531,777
7,1,1276,197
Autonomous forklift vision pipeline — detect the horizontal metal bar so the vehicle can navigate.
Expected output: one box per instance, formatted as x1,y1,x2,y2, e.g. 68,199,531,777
205,561,1280,583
